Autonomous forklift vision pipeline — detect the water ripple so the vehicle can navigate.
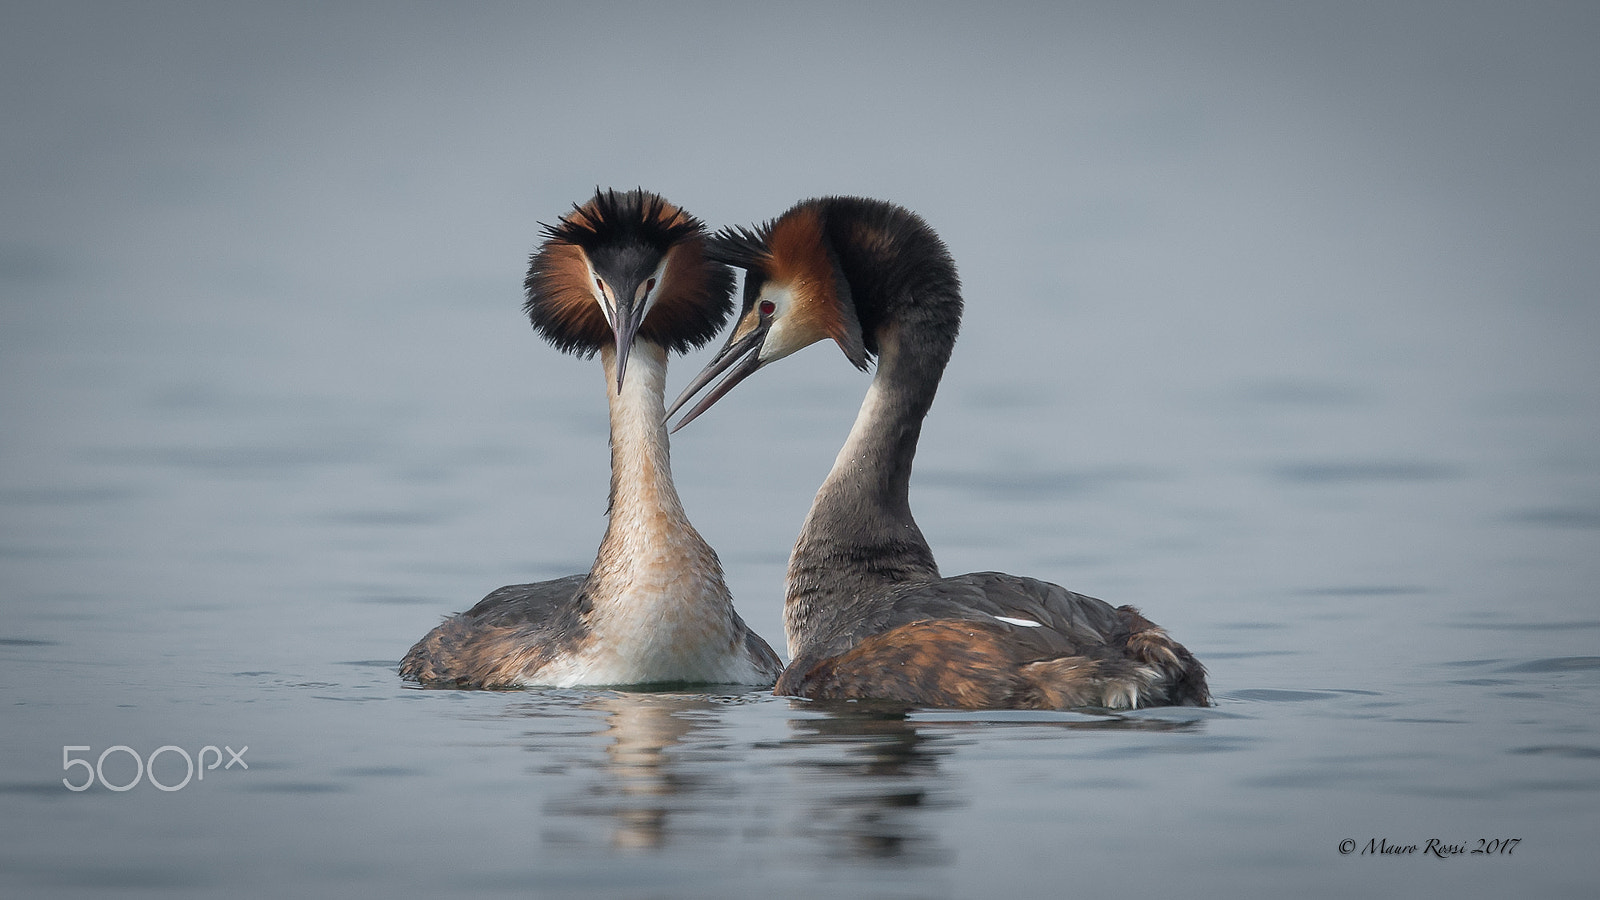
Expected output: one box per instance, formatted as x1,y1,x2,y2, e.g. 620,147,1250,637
240,782,347,794
1451,620,1600,631
1509,745,1600,759
917,465,1162,499
1268,460,1457,485
1229,689,1363,702
1498,657,1600,673
1300,585,1428,597
1230,379,1372,407
1507,507,1600,529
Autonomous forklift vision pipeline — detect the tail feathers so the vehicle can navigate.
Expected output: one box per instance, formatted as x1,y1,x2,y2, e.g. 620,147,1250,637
1117,605,1211,707
1009,606,1210,710
1017,656,1163,710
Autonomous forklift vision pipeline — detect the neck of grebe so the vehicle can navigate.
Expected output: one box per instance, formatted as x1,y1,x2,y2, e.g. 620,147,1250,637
591,342,708,589
542,342,751,686
784,320,948,657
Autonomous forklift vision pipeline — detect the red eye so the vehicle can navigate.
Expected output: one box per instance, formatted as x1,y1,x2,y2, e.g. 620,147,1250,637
645,278,656,293
595,278,606,293
759,300,776,316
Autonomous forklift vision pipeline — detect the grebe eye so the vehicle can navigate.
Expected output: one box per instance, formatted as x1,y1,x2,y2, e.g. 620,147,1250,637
645,278,656,293
595,277,606,294
759,300,776,316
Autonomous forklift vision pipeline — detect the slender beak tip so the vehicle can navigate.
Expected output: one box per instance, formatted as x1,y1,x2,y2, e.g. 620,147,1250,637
663,320,771,432
667,404,704,435
613,348,628,393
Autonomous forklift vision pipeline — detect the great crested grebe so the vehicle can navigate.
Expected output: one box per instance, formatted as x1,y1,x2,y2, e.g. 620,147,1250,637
400,188,782,689
668,196,1208,709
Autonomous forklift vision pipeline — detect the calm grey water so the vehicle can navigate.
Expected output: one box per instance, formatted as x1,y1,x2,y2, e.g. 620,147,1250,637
4,3,1599,898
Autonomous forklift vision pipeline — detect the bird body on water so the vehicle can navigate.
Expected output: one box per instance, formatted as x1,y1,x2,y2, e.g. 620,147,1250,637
401,189,781,689
670,196,1208,709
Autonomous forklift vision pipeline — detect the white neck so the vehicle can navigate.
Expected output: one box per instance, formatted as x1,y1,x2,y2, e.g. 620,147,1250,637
537,342,764,686
599,342,686,536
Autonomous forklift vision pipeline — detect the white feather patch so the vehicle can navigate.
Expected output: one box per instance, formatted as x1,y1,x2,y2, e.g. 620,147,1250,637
992,615,1043,628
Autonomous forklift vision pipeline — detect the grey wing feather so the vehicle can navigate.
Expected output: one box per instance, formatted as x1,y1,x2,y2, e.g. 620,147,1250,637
457,573,590,627
399,573,591,686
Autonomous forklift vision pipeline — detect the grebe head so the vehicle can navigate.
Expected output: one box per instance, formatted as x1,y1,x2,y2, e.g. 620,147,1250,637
666,199,873,429
525,188,735,392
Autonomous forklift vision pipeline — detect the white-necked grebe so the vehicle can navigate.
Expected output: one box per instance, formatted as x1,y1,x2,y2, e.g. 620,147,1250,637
669,196,1207,709
401,189,782,688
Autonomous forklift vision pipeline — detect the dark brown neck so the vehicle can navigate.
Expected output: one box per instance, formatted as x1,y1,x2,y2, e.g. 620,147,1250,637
782,313,956,657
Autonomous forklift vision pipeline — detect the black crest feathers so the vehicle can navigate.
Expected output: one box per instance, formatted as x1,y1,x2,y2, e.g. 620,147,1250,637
706,222,774,275
707,196,961,362
524,188,735,356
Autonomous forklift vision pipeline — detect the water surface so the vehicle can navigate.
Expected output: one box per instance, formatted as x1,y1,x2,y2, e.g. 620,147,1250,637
3,3,1599,897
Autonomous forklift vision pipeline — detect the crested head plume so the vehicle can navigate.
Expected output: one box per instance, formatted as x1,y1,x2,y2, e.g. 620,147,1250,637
525,188,735,356
706,221,776,275
542,188,705,254
706,196,961,367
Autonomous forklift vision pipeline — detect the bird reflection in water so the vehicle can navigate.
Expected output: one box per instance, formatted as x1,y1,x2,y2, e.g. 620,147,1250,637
529,693,1200,862
529,692,959,861
595,693,714,850
539,691,733,852
783,701,958,863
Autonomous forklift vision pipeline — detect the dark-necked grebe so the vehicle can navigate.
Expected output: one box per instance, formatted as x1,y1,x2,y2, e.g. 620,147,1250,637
668,196,1207,709
401,189,782,688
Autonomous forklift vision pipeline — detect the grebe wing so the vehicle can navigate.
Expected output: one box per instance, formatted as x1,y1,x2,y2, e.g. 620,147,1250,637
456,573,590,627
400,573,591,687
857,571,1131,660
783,572,1207,708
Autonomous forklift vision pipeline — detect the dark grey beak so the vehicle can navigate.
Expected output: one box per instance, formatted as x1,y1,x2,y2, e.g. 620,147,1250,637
665,317,771,432
610,289,648,394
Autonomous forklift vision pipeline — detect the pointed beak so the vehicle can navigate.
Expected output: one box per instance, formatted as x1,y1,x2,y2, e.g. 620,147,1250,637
665,317,771,432
610,290,648,394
